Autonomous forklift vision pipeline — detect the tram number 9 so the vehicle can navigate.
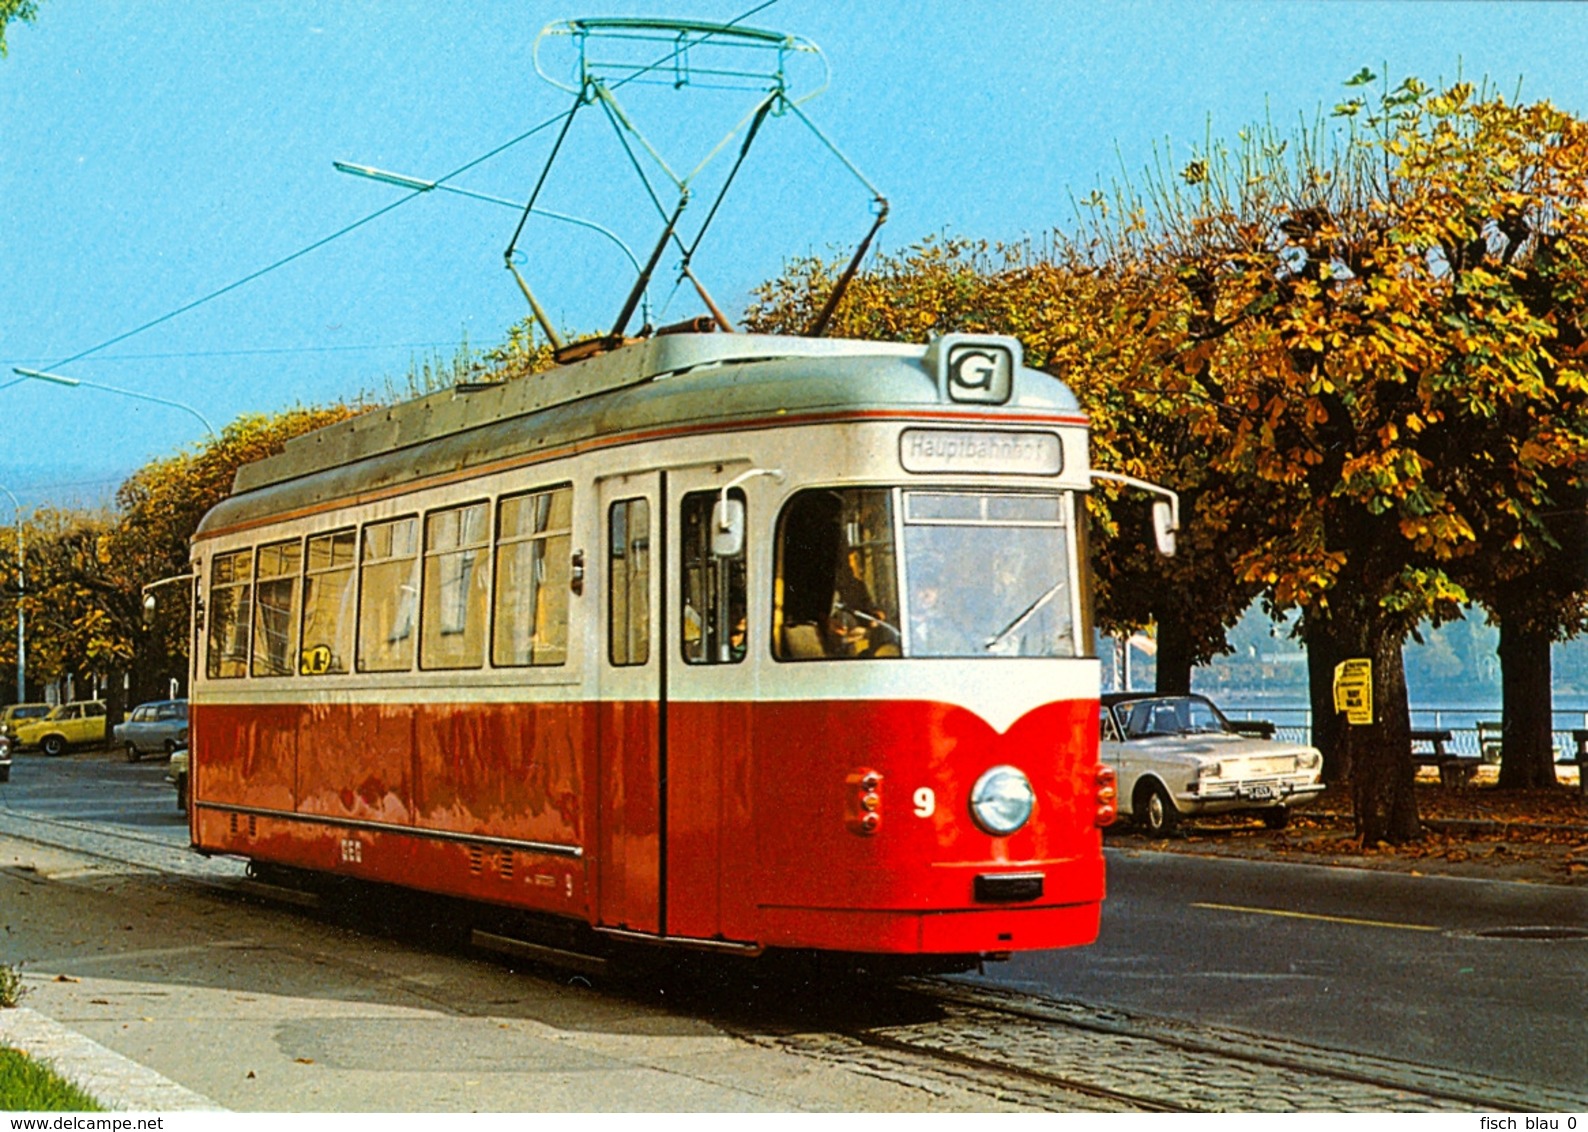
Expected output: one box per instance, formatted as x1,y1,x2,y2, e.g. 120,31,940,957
913,787,936,819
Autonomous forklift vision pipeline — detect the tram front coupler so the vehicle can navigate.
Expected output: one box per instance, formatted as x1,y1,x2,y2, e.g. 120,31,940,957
1089,471,1180,556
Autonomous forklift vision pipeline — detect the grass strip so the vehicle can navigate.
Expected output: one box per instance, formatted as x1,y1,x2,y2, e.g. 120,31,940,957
0,1045,104,1111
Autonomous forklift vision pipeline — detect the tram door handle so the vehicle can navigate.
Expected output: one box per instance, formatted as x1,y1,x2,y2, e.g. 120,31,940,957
570,550,585,595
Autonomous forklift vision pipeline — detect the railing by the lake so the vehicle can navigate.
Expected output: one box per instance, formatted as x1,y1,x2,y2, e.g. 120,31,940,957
1217,705,1588,758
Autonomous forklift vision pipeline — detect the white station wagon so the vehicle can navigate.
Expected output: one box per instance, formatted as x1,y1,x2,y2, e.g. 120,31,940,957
1101,693,1325,836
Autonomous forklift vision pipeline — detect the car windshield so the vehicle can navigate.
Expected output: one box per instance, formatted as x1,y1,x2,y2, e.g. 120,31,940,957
1114,696,1230,739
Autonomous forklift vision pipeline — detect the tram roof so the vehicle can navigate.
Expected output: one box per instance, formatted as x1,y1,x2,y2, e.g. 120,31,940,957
199,332,1081,536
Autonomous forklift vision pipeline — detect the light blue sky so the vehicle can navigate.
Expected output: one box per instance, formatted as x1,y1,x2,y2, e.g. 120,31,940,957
3,1,1585,506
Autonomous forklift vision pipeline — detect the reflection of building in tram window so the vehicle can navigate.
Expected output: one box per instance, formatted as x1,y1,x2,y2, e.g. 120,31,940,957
903,489,1077,659
907,580,977,656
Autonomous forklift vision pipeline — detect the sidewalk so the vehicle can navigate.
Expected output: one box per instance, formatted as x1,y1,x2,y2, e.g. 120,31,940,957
0,836,1026,1113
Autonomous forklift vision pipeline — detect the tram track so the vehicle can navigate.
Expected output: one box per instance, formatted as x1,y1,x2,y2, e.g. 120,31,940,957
4,805,1584,1112
747,978,1588,1112
869,981,1588,1112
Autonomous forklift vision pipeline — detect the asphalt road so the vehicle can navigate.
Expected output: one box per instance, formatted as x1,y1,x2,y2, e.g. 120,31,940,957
4,746,1586,1100
969,846,1588,1090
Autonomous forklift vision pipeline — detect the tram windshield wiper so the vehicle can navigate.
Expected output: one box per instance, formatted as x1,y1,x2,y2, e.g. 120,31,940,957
984,580,1066,653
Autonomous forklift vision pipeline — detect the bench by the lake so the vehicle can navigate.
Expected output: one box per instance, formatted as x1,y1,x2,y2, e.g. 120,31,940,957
1410,728,1479,788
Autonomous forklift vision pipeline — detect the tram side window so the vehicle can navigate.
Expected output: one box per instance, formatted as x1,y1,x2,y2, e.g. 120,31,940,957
206,550,253,679
681,489,746,665
493,486,572,667
251,539,302,677
608,498,650,666
774,488,901,661
358,517,419,673
421,501,489,670
300,529,355,675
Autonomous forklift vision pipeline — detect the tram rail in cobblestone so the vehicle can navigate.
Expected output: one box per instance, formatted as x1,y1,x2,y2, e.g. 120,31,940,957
775,980,1588,1112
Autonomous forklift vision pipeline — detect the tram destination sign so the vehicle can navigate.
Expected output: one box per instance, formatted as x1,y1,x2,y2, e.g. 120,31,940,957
899,428,1063,475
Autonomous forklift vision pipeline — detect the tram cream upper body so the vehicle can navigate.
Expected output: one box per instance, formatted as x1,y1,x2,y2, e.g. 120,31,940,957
191,332,1097,733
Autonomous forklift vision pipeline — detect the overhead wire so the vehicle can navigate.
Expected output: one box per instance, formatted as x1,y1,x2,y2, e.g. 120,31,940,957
19,0,782,382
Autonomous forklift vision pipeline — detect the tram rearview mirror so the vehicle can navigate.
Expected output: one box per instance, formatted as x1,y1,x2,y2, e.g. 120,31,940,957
1152,500,1177,557
712,497,745,558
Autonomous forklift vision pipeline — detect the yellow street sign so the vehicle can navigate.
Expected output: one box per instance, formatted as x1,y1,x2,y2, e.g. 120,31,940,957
1333,658,1373,725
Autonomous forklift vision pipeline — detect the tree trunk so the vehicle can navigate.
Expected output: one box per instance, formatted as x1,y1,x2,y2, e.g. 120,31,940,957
1345,631,1421,844
1301,615,1349,784
1496,618,1559,789
1154,615,1195,695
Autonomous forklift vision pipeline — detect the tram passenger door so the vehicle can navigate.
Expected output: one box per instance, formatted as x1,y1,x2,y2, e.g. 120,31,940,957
595,473,664,935
663,471,754,943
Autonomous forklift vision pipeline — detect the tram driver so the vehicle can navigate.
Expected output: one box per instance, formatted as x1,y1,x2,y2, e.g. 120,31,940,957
777,488,902,660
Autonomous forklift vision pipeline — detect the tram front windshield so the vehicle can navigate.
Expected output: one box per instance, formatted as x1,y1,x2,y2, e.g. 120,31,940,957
775,487,1079,660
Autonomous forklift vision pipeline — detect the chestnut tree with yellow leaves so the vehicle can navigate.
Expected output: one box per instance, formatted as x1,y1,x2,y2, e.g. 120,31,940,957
97,405,365,708
0,405,366,714
1124,75,1588,838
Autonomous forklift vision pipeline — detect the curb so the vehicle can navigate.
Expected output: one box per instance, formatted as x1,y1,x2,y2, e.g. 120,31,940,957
1422,818,1588,835
0,1007,225,1112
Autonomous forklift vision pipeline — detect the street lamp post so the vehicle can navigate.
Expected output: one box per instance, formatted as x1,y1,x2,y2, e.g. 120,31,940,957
333,161,655,327
0,484,24,704
9,368,217,437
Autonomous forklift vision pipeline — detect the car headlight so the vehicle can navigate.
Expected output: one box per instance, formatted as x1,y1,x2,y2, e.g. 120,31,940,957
1196,760,1223,778
1297,750,1322,770
969,765,1035,835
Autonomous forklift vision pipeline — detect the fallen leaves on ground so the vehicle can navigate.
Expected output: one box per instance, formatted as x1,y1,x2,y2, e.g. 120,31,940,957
1120,783,1588,884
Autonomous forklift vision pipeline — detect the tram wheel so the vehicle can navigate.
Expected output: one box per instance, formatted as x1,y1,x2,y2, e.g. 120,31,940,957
1135,781,1180,837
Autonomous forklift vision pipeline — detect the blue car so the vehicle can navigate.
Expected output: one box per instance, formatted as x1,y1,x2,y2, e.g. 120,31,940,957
113,699,188,762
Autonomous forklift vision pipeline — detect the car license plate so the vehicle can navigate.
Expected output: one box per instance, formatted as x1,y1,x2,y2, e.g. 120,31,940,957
1246,784,1275,801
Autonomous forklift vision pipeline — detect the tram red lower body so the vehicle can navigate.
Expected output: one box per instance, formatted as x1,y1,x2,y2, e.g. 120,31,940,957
190,695,1105,955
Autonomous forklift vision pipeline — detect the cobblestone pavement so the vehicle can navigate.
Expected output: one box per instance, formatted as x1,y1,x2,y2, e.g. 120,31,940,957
750,982,1588,1113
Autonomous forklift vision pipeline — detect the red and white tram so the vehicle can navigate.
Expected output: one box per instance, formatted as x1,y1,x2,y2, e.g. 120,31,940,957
187,330,1128,967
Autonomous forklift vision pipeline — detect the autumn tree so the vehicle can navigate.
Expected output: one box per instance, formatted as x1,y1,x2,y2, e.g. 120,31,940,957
98,404,366,707
1,508,121,707
0,0,37,58
1382,90,1588,788
1104,75,1588,838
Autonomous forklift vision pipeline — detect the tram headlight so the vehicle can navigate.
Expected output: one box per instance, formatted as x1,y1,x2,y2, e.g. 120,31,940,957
969,765,1035,836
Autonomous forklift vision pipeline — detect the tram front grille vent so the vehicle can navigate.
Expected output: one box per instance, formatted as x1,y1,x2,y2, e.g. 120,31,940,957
498,850,515,881
468,845,486,876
